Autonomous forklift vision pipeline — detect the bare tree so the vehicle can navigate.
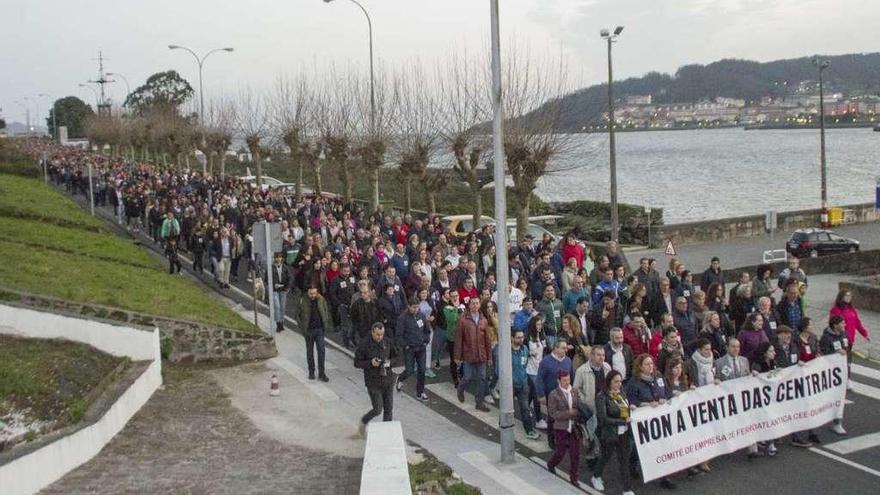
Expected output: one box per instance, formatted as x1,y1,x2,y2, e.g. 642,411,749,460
273,74,311,197
394,64,441,216
438,50,492,227
501,46,575,240
314,68,358,203
235,87,270,184
203,99,236,177
352,66,396,213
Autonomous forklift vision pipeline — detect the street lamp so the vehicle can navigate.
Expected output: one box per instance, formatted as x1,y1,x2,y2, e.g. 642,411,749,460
79,83,100,108
601,25,624,242
168,45,234,126
813,57,830,228
323,0,375,130
106,72,131,105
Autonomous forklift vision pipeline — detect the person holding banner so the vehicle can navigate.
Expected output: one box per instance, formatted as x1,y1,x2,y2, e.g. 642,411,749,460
750,342,780,457
592,370,634,495
820,315,850,435
626,353,676,489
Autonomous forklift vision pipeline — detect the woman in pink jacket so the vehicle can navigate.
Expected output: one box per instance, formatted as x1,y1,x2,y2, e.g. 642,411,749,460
829,289,871,359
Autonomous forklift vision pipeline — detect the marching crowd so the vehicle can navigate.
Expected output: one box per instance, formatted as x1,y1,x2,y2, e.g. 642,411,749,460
22,141,872,495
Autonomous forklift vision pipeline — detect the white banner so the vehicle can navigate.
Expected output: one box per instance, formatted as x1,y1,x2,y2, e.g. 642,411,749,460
631,354,847,482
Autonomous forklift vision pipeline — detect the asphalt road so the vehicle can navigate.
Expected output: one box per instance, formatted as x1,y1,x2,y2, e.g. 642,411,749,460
72,190,880,495
627,221,880,272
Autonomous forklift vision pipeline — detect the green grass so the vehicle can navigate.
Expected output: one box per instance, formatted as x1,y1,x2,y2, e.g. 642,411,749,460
409,449,482,494
0,217,156,268
0,174,104,230
0,334,127,427
0,171,258,333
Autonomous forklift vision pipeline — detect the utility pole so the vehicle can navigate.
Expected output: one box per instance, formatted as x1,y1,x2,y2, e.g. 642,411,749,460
489,0,514,464
89,51,114,116
601,27,624,242
813,57,830,228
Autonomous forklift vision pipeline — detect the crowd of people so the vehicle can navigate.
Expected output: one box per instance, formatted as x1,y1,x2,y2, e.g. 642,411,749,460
21,140,873,495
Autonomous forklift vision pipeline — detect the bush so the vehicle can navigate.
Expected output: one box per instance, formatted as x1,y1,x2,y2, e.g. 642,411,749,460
556,200,664,245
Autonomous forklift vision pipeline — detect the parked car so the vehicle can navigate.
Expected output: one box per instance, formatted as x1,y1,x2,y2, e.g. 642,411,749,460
238,174,298,192
785,228,859,258
440,215,496,238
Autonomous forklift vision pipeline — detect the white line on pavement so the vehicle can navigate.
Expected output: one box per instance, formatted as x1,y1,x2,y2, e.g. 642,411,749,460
527,456,602,495
851,380,880,401
824,432,880,455
458,451,552,495
852,363,880,382
810,447,880,478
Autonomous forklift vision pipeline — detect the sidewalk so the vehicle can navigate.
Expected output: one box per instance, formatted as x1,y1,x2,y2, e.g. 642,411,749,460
225,303,584,495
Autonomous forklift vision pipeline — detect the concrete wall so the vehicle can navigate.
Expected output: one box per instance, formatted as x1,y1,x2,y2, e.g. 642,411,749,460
0,287,277,364
360,421,411,495
840,278,880,313
657,202,879,245
0,305,162,495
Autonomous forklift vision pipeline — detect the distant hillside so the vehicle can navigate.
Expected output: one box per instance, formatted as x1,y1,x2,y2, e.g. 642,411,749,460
549,52,880,131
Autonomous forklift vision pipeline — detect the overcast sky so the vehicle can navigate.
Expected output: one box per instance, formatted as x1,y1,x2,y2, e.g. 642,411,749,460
3,0,878,125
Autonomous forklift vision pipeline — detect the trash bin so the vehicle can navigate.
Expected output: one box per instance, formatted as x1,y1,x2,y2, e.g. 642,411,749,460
828,207,843,226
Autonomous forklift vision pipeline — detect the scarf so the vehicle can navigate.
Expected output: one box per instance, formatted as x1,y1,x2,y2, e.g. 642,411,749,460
609,390,630,420
691,350,715,387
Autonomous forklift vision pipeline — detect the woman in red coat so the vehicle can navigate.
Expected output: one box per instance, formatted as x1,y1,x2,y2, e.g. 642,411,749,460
561,235,585,269
829,289,871,352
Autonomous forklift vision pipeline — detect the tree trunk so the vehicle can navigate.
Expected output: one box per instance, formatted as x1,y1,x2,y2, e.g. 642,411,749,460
294,156,304,198
219,153,227,179
341,164,353,204
162,153,168,167
514,191,530,242
425,183,437,215
254,150,263,186
472,186,483,228
369,168,380,213
313,161,323,196
403,174,412,216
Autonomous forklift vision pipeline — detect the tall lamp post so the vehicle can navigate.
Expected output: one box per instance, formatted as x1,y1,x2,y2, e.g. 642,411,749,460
813,57,830,228
601,26,624,242
323,0,375,129
168,45,234,125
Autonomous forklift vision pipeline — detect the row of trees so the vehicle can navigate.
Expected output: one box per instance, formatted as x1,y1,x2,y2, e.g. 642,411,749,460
81,50,582,239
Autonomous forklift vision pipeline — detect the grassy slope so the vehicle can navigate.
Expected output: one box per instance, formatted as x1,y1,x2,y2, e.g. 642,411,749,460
0,334,127,429
0,172,257,333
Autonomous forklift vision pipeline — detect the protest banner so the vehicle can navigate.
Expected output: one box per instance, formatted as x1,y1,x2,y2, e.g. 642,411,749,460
630,353,847,482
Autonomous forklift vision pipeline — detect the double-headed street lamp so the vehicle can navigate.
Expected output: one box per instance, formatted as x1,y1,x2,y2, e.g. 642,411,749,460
106,72,131,105
323,0,375,129
601,26,624,243
168,45,234,125
813,57,830,228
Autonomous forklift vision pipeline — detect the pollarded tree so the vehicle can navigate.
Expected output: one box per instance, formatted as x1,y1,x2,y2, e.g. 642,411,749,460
352,66,396,213
501,48,575,240
202,99,235,177
273,74,311,197
313,68,357,203
394,65,441,216
235,88,270,185
438,51,492,228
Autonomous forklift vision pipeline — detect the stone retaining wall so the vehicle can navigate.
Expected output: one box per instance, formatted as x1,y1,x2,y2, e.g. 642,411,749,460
657,202,878,245
0,287,277,364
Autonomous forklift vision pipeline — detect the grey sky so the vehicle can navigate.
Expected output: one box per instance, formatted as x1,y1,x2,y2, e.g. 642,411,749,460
3,0,878,125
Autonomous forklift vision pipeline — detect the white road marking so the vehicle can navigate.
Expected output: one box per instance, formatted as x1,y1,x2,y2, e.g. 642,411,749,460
824,432,880,455
458,450,550,495
852,363,880,382
810,447,880,478
425,382,551,453
851,380,880,401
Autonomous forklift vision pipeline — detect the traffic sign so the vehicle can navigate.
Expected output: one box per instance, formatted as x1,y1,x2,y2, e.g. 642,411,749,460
664,239,677,257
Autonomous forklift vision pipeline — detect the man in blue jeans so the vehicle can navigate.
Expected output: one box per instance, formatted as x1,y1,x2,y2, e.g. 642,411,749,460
512,329,540,439
395,296,431,401
298,285,333,381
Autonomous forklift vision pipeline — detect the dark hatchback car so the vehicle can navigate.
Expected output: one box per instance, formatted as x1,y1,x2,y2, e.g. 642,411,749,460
786,228,860,258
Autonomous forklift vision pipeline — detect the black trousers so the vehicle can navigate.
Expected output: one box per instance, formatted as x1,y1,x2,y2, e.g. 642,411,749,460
362,379,395,424
595,433,633,491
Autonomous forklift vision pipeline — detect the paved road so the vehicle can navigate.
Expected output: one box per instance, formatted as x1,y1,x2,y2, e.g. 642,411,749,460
65,189,880,494
627,221,880,271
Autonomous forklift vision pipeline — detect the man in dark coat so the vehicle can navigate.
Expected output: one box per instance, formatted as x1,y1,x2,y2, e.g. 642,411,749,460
354,322,396,436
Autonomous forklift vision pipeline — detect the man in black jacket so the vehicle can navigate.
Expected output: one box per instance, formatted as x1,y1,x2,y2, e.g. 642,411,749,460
330,264,358,348
264,252,291,332
354,322,396,436
395,296,431,401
